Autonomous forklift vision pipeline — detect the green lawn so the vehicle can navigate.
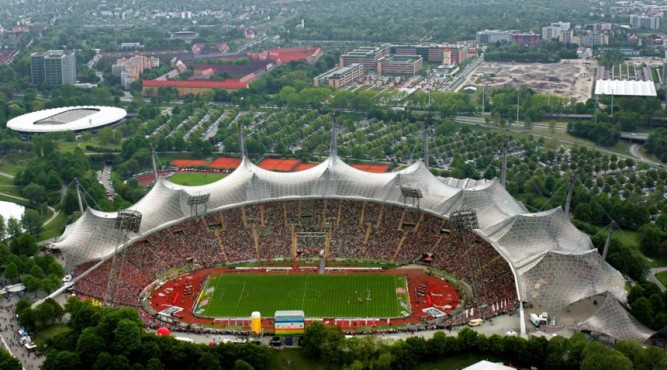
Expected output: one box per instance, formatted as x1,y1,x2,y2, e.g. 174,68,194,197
269,348,341,370
0,175,19,196
196,274,408,318
58,140,121,153
0,156,30,176
34,324,71,349
168,172,226,186
656,271,667,287
38,211,68,241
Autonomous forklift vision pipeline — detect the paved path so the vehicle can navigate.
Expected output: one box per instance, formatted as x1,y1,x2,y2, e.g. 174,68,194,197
0,295,45,369
648,267,667,292
630,144,662,168
0,191,60,227
0,171,14,179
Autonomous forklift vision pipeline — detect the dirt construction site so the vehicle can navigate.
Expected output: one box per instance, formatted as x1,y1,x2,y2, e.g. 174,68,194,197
460,59,595,102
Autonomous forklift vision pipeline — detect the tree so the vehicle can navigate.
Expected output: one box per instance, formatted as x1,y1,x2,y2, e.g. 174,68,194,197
22,274,41,297
42,351,82,370
301,321,327,358
581,341,632,370
113,319,143,356
631,297,654,327
0,348,21,370
7,217,21,238
4,262,19,282
0,215,6,241
196,352,222,370
21,183,47,204
10,233,37,256
321,325,345,364
21,209,43,236
77,327,107,367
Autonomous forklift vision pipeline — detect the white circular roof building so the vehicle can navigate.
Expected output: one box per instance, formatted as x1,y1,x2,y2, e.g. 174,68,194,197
7,106,127,134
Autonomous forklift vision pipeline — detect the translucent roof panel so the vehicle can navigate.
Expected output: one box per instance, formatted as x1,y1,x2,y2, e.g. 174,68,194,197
52,209,126,269
453,181,527,230
485,208,592,269
519,251,626,315
594,80,657,97
577,293,655,342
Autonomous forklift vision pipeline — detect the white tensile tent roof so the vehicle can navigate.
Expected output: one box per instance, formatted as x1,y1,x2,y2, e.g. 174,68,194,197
52,155,649,341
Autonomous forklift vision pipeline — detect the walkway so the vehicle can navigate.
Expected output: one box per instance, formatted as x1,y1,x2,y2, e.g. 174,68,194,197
0,191,60,227
648,267,667,292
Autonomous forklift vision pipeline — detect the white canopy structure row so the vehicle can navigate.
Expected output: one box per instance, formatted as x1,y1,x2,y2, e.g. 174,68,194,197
51,156,649,341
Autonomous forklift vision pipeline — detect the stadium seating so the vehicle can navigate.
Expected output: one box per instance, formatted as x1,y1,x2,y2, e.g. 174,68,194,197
73,199,518,317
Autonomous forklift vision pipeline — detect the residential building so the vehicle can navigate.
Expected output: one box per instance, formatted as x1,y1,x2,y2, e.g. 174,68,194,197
120,42,143,49
30,50,76,86
443,44,469,65
575,32,609,47
376,55,423,76
314,63,364,88
191,43,229,55
542,22,571,41
339,46,389,69
112,55,160,89
593,23,613,32
630,14,660,30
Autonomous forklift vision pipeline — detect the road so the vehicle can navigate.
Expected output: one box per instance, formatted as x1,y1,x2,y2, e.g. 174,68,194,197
97,164,115,198
451,115,662,168
630,143,661,167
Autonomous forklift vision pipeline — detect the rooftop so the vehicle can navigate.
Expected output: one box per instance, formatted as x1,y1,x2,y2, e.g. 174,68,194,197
594,79,657,96
142,79,249,90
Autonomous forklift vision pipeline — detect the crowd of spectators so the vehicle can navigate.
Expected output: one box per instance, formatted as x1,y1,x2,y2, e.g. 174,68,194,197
72,199,517,318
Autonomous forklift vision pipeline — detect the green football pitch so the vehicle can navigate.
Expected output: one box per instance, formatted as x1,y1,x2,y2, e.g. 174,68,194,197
168,172,226,186
195,274,409,318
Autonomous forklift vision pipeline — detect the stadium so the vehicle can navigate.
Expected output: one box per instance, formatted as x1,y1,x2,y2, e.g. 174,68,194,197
49,153,654,341
6,106,127,134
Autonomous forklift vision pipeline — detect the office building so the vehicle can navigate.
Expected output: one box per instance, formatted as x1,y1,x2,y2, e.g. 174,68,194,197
339,46,389,69
314,63,364,88
391,45,444,63
376,55,423,76
30,50,76,86
511,32,541,45
476,30,512,44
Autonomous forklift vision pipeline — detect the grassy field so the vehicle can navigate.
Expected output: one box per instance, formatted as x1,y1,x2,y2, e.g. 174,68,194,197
169,172,226,186
38,211,68,241
196,274,408,318
656,271,667,287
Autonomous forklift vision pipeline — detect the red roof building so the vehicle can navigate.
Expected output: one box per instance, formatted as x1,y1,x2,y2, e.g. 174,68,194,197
142,79,248,96
248,47,322,64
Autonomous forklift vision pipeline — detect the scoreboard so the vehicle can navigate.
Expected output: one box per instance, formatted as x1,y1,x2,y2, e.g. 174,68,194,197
274,310,305,336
